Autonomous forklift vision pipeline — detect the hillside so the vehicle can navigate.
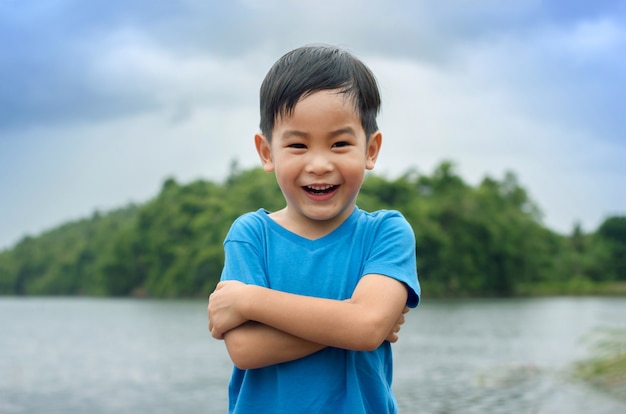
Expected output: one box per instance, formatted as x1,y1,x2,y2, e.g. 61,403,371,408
1,162,624,297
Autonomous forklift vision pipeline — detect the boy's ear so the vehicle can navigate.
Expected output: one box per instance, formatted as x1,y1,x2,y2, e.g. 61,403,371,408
365,131,382,170
255,133,275,172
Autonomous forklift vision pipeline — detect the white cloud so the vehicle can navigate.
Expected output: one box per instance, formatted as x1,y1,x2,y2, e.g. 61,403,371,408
562,17,625,57
369,55,625,234
90,28,263,111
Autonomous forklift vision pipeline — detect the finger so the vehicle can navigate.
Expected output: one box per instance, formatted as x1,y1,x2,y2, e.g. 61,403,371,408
402,306,410,314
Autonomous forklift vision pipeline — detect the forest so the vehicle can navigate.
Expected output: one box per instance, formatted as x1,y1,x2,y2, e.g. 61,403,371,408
0,161,624,298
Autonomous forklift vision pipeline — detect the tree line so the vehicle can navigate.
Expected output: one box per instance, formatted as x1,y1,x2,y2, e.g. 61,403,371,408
0,161,624,298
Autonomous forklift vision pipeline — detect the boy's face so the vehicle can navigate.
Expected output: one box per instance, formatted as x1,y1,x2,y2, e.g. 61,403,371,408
255,89,381,234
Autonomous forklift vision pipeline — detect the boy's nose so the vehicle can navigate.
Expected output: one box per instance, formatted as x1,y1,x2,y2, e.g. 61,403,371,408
305,153,334,175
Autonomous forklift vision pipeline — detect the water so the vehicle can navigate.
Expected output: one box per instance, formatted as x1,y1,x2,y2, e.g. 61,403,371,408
1,297,625,413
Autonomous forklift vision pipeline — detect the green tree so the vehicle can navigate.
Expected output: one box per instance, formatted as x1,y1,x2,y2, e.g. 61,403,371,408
595,217,626,280
0,162,622,298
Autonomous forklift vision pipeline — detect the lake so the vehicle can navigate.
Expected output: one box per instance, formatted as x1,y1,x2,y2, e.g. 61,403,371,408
1,297,625,413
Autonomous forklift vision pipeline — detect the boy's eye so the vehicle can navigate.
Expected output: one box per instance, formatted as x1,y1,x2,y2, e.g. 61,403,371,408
288,143,307,149
332,141,350,148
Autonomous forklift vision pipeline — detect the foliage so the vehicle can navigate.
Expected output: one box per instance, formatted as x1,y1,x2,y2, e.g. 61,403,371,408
0,162,623,298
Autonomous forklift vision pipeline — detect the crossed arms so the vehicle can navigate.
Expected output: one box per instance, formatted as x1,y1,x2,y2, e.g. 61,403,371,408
208,273,409,370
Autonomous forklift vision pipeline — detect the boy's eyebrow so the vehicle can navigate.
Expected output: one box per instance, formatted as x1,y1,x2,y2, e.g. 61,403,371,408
328,127,357,137
281,130,309,140
280,127,357,140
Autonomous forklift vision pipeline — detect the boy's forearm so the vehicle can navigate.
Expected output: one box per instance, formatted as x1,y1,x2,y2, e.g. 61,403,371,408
224,321,325,370
240,274,407,351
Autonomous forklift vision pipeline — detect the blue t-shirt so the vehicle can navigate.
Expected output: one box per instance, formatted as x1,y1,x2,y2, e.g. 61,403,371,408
220,207,420,414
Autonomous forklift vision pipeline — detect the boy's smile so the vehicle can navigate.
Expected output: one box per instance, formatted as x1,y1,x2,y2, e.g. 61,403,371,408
303,184,339,200
255,89,382,238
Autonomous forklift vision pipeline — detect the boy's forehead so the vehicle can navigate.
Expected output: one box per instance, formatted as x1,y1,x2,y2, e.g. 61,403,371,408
278,89,359,120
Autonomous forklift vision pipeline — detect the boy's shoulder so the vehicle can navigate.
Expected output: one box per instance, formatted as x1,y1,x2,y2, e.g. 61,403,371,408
349,208,416,241
225,209,270,239
233,208,268,224
355,208,411,227
357,208,405,220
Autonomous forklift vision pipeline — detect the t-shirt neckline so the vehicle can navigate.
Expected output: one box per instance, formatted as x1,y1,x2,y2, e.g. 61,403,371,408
256,206,360,248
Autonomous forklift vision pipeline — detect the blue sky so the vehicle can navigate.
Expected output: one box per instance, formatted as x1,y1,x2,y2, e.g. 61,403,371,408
1,0,625,250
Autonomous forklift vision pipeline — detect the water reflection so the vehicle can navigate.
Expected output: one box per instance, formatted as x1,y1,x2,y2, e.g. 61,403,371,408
393,298,626,413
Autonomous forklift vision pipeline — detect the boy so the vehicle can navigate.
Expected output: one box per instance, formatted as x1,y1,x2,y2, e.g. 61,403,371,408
208,45,420,413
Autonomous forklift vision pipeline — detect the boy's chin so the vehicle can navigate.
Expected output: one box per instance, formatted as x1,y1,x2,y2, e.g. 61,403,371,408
299,205,353,223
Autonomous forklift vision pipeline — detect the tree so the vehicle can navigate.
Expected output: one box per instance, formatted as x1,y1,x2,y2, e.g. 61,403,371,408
595,217,626,280
0,163,621,297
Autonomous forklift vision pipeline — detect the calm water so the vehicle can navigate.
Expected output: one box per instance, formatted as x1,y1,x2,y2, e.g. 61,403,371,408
1,297,625,413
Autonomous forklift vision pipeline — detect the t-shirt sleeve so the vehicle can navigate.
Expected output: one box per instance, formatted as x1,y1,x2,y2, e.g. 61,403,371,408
362,211,420,308
220,214,269,287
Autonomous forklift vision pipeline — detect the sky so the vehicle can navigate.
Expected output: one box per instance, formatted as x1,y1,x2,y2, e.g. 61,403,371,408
1,0,625,250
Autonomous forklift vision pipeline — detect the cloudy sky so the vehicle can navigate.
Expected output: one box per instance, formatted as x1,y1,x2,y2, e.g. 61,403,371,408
1,0,625,250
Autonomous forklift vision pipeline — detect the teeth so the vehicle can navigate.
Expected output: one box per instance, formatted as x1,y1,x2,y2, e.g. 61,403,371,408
307,185,334,191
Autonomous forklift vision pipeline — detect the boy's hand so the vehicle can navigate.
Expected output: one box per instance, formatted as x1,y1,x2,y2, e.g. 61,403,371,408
386,306,409,343
208,281,249,339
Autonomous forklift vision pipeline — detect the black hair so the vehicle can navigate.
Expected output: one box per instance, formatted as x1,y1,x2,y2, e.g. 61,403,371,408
259,45,381,141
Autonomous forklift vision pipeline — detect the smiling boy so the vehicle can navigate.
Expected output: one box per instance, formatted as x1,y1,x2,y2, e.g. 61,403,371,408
208,45,420,413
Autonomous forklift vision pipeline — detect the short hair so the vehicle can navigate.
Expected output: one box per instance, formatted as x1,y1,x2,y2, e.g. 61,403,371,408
259,45,381,141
